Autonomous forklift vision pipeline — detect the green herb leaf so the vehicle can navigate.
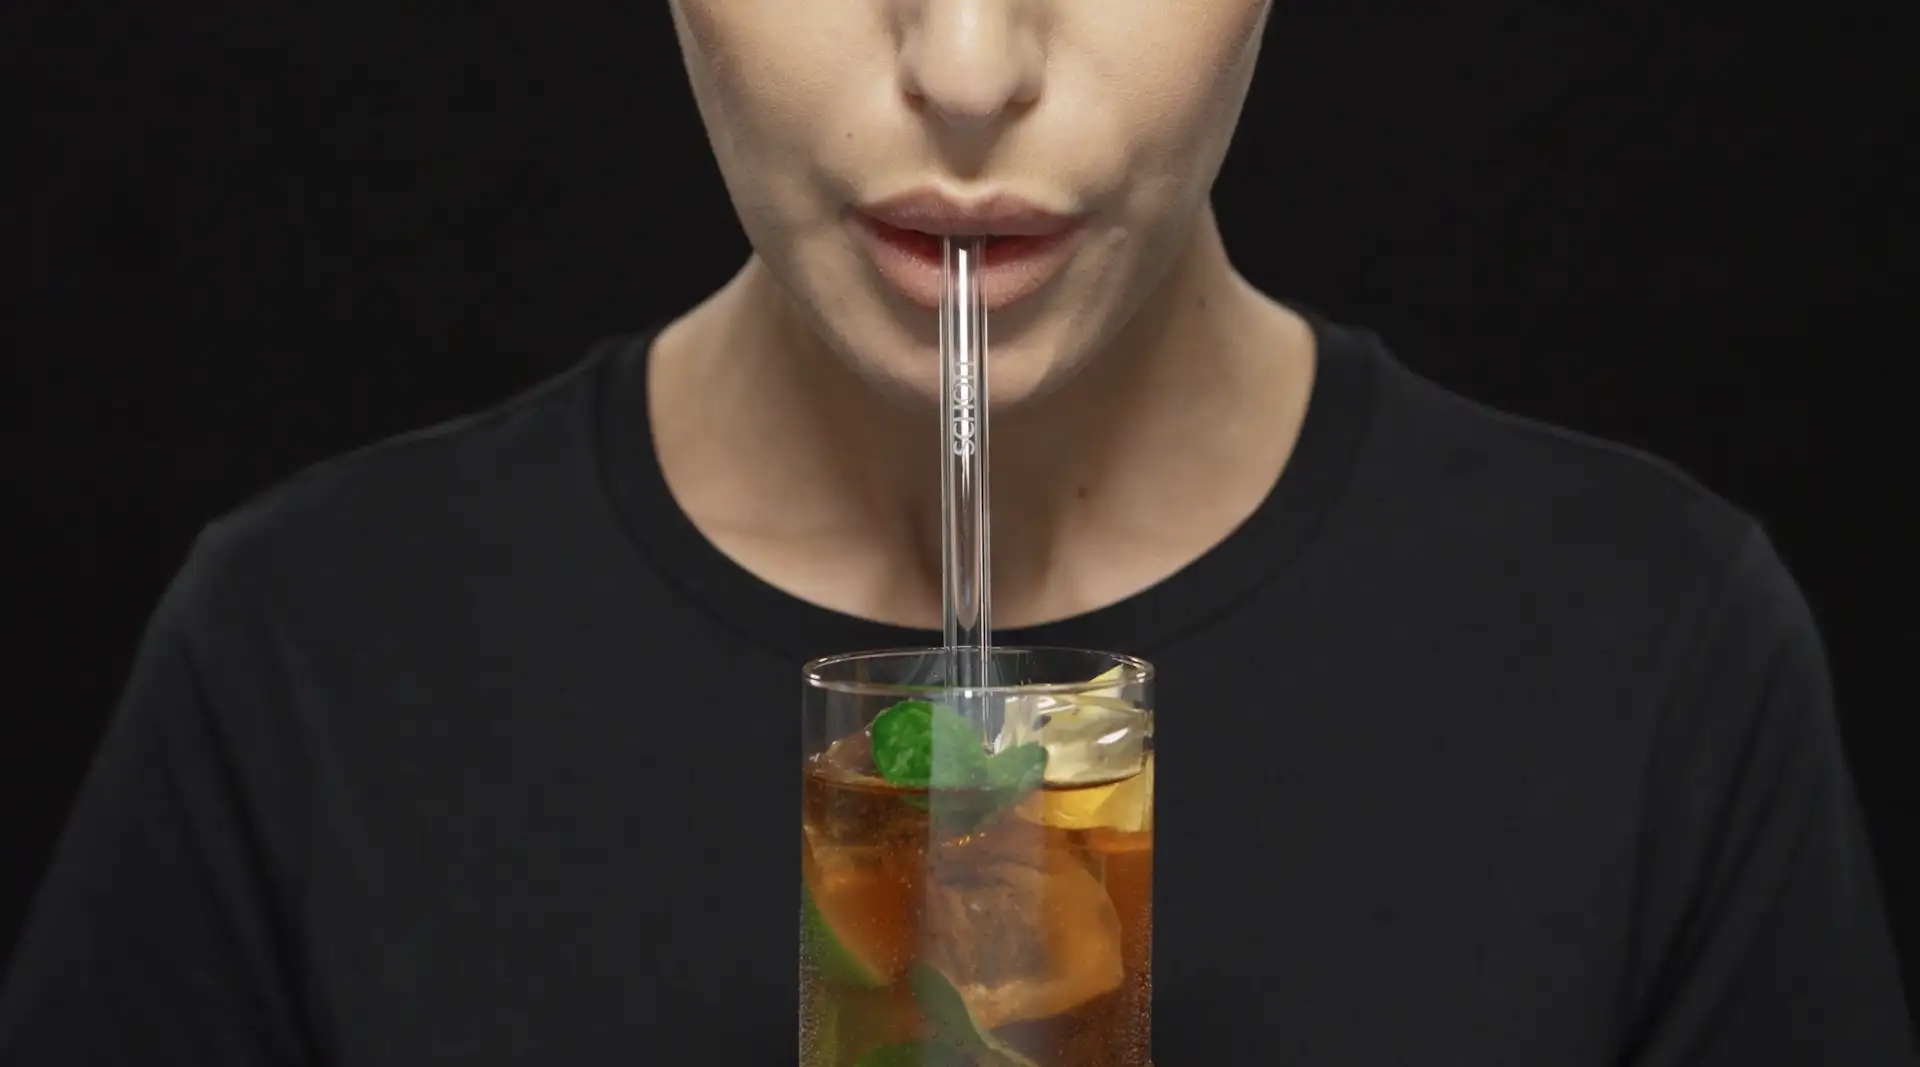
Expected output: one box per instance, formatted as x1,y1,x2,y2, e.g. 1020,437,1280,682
869,700,936,787
871,702,1048,833
849,1042,967,1067
908,964,1042,1067
870,700,993,789
929,703,993,789
983,742,1047,796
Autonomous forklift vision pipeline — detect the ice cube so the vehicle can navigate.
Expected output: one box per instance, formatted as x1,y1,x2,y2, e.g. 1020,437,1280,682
923,839,1125,1029
995,669,1146,785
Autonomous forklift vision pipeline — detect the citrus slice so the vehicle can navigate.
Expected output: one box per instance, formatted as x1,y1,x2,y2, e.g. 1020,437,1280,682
802,831,920,989
1029,754,1153,832
996,665,1148,787
802,883,891,989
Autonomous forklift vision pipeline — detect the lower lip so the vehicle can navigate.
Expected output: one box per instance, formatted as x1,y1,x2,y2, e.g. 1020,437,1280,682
850,215,1083,312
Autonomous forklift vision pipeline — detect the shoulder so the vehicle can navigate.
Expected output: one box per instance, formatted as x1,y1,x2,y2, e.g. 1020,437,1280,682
161,335,636,629
1346,329,1763,586
1318,324,1818,682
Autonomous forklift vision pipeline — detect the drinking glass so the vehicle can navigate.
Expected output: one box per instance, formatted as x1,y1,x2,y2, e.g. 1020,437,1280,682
800,647,1154,1067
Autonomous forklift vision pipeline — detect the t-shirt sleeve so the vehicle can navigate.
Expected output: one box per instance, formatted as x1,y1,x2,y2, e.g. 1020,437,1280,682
1623,527,1916,1065
0,541,308,1064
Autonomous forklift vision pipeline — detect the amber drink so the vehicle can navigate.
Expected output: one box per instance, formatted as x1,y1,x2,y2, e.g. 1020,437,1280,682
801,649,1153,1067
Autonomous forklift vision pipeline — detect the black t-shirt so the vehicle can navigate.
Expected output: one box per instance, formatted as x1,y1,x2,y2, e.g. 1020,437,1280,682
2,315,1912,1065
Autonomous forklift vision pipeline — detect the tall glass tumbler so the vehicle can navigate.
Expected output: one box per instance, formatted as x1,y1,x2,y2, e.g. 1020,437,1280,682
800,648,1154,1067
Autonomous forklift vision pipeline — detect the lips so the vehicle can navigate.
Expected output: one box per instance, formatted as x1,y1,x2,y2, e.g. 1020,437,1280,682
850,190,1085,312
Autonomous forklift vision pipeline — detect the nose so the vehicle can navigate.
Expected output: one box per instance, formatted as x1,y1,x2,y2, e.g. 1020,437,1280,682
898,0,1044,130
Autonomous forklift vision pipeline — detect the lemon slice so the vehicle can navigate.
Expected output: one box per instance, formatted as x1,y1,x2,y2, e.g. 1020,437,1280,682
1031,755,1153,832
801,883,890,988
998,666,1146,784
1001,665,1152,831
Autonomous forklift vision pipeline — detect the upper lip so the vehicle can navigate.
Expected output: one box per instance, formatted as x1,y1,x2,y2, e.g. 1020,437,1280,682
858,189,1080,237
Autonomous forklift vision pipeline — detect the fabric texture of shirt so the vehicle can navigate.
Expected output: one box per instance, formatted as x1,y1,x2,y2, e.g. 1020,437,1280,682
2,313,1912,1064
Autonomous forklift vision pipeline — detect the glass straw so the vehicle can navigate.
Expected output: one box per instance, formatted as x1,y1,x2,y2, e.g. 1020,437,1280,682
940,237,993,738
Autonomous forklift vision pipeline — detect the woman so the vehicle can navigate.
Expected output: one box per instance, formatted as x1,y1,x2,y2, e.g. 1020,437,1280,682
2,2,1911,1064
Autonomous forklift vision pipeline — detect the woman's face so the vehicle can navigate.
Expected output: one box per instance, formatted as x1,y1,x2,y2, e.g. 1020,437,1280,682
668,0,1272,405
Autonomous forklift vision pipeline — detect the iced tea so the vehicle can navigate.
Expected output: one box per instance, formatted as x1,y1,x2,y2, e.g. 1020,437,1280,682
800,709,1153,1067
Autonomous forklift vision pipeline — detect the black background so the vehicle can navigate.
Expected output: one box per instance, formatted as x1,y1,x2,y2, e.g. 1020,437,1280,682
4,1,1914,1015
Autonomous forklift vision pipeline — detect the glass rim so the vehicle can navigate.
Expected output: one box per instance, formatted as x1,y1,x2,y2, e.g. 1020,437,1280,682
802,646,1153,698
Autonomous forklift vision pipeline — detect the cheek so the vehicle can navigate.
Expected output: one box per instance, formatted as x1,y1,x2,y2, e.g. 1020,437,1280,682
670,2,867,249
672,3,857,160
1073,1,1269,180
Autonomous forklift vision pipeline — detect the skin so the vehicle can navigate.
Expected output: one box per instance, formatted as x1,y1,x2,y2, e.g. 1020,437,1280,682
655,0,1315,629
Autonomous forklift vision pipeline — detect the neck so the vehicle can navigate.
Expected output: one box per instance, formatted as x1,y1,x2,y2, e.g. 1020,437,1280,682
648,205,1315,629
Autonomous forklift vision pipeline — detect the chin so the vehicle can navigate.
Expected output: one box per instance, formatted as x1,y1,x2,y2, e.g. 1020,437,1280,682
764,241,1105,411
834,324,1081,414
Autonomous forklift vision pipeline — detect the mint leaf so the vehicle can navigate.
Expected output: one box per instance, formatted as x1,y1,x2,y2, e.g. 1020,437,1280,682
869,700,991,789
983,742,1047,796
908,964,1042,1067
871,703,1046,833
849,1043,966,1067
928,703,992,788
907,964,982,1051
869,700,935,787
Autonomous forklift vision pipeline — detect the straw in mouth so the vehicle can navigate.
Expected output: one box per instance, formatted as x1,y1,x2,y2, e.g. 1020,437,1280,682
939,237,994,739
868,221,1043,261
